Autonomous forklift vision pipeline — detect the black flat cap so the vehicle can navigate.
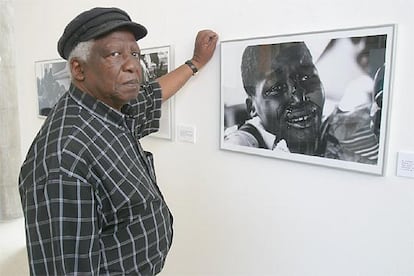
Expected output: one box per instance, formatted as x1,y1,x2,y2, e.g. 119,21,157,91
57,7,147,60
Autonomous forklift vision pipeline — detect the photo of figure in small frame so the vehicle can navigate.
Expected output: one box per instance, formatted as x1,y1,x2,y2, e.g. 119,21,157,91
140,45,174,140
35,59,70,117
221,25,395,174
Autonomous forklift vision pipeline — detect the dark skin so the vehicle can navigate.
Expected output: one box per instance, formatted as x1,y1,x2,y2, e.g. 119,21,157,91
71,30,143,110
245,43,325,155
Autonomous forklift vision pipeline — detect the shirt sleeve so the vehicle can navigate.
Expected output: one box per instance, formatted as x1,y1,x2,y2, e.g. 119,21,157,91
22,171,101,275
132,81,163,138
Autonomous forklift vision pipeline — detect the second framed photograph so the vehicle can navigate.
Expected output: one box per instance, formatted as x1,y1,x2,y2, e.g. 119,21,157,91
35,59,70,117
220,25,396,175
141,45,174,140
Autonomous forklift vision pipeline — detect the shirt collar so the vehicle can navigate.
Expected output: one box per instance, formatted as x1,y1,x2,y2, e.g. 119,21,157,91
247,116,277,149
247,117,290,152
68,83,129,127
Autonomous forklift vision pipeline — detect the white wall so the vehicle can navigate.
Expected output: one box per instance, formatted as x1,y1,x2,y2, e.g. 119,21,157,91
2,0,413,275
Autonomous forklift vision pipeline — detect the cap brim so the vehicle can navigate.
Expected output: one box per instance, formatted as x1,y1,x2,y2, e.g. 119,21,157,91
82,21,147,42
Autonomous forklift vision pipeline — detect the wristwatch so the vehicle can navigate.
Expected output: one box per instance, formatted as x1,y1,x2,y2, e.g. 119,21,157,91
185,60,198,75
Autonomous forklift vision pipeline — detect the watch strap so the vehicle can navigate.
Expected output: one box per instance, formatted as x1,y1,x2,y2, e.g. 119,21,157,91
185,60,198,75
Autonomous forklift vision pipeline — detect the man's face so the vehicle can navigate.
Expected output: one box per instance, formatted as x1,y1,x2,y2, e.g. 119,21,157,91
248,43,324,154
80,29,143,110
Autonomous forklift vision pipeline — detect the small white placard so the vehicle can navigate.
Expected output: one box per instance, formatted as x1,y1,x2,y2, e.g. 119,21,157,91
396,152,414,178
177,124,196,144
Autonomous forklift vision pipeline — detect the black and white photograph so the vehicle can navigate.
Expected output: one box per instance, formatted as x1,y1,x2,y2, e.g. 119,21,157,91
220,25,395,174
35,59,70,117
141,45,174,140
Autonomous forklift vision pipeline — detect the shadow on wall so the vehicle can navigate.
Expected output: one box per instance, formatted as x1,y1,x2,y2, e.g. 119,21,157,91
0,247,29,276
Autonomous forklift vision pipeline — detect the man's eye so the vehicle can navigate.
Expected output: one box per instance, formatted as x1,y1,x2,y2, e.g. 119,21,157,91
110,52,121,57
300,75,309,81
264,83,287,96
132,52,141,59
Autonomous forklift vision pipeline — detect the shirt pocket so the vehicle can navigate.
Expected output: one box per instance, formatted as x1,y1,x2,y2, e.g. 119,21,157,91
144,151,167,200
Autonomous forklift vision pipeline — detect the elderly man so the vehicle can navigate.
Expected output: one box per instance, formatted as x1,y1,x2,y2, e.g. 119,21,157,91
19,7,217,275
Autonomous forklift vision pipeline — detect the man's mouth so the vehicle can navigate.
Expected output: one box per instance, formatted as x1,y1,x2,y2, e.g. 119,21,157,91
284,102,320,129
123,79,140,86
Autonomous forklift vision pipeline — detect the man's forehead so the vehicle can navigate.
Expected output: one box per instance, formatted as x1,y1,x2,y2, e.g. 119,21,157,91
274,44,313,63
252,43,313,71
93,30,140,49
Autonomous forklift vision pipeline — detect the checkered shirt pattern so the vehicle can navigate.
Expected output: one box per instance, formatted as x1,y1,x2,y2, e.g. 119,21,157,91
19,82,173,275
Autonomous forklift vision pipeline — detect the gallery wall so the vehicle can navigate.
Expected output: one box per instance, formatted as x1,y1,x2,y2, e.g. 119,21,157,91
1,0,413,275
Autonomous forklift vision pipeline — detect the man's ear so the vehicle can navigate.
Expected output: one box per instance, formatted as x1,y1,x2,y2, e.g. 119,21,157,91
246,97,257,118
70,58,85,81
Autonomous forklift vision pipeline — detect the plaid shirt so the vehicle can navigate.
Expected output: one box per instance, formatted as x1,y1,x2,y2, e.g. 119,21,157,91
19,82,173,275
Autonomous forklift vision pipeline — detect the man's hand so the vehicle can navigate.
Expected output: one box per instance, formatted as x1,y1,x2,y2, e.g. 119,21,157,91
157,30,218,101
191,30,219,70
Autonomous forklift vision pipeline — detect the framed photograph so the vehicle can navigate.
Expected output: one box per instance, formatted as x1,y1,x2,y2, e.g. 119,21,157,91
35,59,70,117
141,45,174,140
220,25,396,175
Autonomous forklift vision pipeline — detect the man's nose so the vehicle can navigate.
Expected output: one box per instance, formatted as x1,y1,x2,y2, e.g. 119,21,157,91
123,55,141,73
288,82,306,103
